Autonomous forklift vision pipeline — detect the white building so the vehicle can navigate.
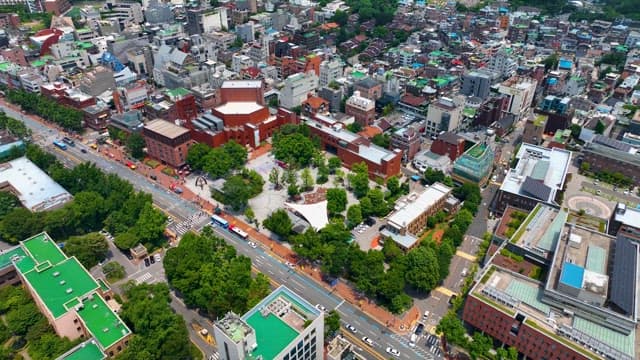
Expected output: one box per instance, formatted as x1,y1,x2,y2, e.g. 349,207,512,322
488,47,518,78
319,58,343,88
232,54,253,74
280,72,319,109
202,7,228,32
498,76,538,120
214,286,324,360
425,95,465,137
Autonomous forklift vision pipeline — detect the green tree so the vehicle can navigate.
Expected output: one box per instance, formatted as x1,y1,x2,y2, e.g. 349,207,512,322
366,188,388,217
348,162,370,198
247,273,271,308
126,132,145,159
436,312,468,347
269,167,282,190
346,204,363,228
0,207,42,244
301,168,315,191
133,203,167,247
287,183,300,199
359,196,373,218
332,10,348,26
328,157,342,173
263,209,293,239
404,247,440,292
63,233,108,269
272,133,318,167
221,175,252,211
386,176,401,196
595,120,605,134
324,310,341,337
222,140,248,168
244,207,256,224
371,133,390,148
543,53,559,71
0,191,19,219
424,168,445,184
186,143,211,171
327,188,348,215
103,261,126,283
580,161,590,173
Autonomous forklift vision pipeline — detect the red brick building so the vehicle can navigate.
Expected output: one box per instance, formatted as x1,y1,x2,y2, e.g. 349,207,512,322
430,132,465,161
302,95,329,116
307,116,402,180
345,91,376,126
219,80,265,105
165,88,198,121
143,119,192,168
41,82,96,110
42,0,72,15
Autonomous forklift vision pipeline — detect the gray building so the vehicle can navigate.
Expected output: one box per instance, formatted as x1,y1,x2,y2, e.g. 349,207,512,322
461,70,497,99
318,87,342,113
145,0,174,25
236,22,255,43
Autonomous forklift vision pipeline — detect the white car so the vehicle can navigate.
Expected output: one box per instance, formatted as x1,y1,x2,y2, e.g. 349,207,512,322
345,324,357,333
248,241,257,249
154,254,162,262
386,347,400,357
362,337,374,346
285,261,296,268
315,304,327,312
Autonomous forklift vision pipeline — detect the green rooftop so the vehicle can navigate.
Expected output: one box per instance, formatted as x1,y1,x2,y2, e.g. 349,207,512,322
22,257,99,318
534,114,547,126
0,247,28,271
245,312,298,360
77,295,130,349
505,280,550,314
468,143,488,159
165,87,191,99
0,62,10,72
23,233,66,265
76,41,94,50
351,70,366,80
573,317,635,357
59,340,105,360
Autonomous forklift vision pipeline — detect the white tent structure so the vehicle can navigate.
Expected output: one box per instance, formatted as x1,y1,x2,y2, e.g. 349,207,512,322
285,200,329,230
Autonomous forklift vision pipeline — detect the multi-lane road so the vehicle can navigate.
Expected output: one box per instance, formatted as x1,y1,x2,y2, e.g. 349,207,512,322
2,103,437,359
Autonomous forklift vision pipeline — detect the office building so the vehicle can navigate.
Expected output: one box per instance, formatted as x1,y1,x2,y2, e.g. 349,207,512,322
345,91,375,126
381,183,453,250
452,142,495,186
0,233,131,359
494,144,571,214
461,70,497,99
497,76,538,120
280,72,319,109
214,286,324,360
143,119,192,168
425,96,465,137
0,157,73,212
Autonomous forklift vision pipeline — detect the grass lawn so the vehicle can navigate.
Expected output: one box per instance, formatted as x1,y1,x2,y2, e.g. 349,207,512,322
420,223,448,244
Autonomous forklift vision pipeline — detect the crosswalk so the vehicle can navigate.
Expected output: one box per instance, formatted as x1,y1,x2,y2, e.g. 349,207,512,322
389,333,433,359
207,352,219,360
135,272,152,284
168,211,209,238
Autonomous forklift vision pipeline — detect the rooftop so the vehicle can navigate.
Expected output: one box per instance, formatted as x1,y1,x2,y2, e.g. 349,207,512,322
77,295,130,349
612,203,640,230
214,102,264,115
500,143,571,203
57,340,105,360
387,183,452,232
144,119,190,139
221,80,262,89
0,157,73,212
511,204,568,258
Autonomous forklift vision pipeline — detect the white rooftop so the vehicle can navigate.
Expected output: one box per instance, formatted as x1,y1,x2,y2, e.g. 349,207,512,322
388,183,452,230
613,203,640,229
285,201,329,230
500,143,571,202
214,102,264,115
221,80,262,89
0,157,73,212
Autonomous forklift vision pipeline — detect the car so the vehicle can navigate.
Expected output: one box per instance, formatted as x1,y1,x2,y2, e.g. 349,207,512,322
361,337,373,346
364,217,376,226
315,304,327,312
415,323,425,336
285,261,296,268
144,258,150,267
149,256,155,264
624,190,630,195
345,324,357,333
596,189,602,195
154,254,162,262
90,143,98,150
125,253,133,260
248,241,257,249
80,148,87,153
99,229,108,236
150,175,158,181
423,310,430,319
385,347,400,357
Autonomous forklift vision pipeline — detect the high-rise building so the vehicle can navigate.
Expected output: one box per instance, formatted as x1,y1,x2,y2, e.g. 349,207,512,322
214,286,324,360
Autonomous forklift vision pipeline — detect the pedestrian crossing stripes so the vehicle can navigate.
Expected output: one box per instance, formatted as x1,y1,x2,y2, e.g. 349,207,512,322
207,352,219,360
135,272,152,284
389,334,433,359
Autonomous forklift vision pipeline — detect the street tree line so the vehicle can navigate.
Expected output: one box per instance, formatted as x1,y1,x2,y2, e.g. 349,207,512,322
5,89,83,132
0,144,166,255
163,227,271,319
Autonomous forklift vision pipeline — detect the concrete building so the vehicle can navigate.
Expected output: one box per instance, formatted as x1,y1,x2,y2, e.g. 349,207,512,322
319,58,343,88
494,144,571,213
345,91,375,126
497,77,538,120
425,96,465,137
186,6,228,35
143,119,192,168
110,110,144,135
381,183,453,250
452,142,495,186
488,47,517,78
306,116,402,180
430,132,465,161
354,78,382,100
0,157,73,212
83,104,110,131
318,87,342,113
390,127,421,162
280,72,319,110
522,114,547,146
608,202,640,236
214,286,324,360
0,233,131,359
461,70,497,99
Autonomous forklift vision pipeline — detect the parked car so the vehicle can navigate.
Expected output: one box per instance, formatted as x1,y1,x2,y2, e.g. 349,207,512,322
144,258,150,267
248,241,257,249
154,254,161,262
415,323,425,336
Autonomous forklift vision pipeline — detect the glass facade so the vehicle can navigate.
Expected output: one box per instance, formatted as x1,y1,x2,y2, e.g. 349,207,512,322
452,143,494,183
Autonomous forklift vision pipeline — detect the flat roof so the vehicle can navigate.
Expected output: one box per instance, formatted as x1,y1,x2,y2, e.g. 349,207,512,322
214,102,264,115
22,233,66,265
380,228,418,249
144,119,190,139
572,316,635,358
500,143,571,203
245,312,298,360
512,204,567,257
221,80,262,89
387,183,452,231
0,157,73,212
613,203,640,229
77,295,130,349
57,340,105,360
0,246,29,271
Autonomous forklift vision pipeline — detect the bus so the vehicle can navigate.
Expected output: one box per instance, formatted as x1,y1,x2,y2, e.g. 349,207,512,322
211,215,228,228
53,140,67,150
229,225,249,240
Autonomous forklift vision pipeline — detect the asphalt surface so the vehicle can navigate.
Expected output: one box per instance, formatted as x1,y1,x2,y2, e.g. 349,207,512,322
4,104,433,360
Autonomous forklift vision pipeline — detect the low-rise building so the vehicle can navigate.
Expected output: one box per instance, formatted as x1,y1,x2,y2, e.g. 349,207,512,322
280,72,319,110
381,183,452,250
452,142,495,186
83,104,110,131
214,286,324,360
390,127,421,162
522,114,547,146
430,132,465,161
143,119,192,168
109,110,143,135
345,91,375,126
581,139,640,184
0,157,73,212
425,96,465,137
494,144,571,214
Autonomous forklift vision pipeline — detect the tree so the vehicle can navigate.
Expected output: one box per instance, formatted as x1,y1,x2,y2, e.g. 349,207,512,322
0,207,42,244
102,261,125,283
287,184,300,199
346,204,363,228
222,175,252,211
346,122,362,133
222,140,248,169
272,133,318,167
324,310,341,337
263,209,293,239
404,247,440,292
301,168,315,191
186,143,212,171
348,162,370,198
244,207,256,224
126,132,145,159
436,312,468,347
371,133,390,148
366,188,388,217
328,157,342,173
332,10,348,26
359,196,373,218
285,168,298,186
63,233,108,269
269,167,282,190
543,53,559,71
580,161,590,173
386,176,401,197
382,103,394,116
247,273,271,308
0,192,19,219
327,188,348,215
595,120,605,134
133,203,167,247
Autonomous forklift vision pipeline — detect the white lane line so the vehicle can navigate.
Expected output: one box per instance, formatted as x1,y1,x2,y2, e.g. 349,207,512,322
335,299,345,310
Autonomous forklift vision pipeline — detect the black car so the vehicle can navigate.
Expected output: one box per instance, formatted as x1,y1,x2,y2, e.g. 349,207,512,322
149,256,155,264
144,258,150,267
364,217,376,226
150,175,157,181
80,149,87,153
415,323,425,336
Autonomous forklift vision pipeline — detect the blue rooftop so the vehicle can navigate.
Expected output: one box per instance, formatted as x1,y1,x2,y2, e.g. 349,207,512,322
559,59,573,70
560,262,585,289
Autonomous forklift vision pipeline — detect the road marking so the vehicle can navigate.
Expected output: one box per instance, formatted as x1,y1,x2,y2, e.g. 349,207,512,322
434,287,457,297
335,299,345,310
455,250,476,261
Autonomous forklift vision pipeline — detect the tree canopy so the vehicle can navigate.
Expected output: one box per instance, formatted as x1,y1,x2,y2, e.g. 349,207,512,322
272,125,319,167
218,168,265,211
326,188,348,216
186,140,248,178
5,89,82,132
348,162,370,198
63,232,108,268
263,209,293,239
126,132,145,160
